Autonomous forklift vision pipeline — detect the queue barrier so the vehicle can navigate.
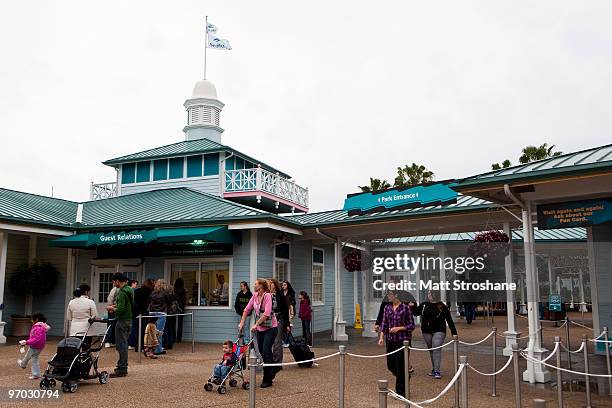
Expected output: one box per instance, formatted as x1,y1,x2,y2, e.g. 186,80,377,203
136,312,195,363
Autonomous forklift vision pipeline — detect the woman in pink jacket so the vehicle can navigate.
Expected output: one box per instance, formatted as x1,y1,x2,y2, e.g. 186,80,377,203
17,313,51,379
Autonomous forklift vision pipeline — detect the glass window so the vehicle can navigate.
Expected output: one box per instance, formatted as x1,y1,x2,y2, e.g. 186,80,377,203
204,153,219,175
136,161,151,183
171,263,199,307
225,156,235,171
187,155,203,177
169,157,184,179
312,248,324,304
121,163,135,184
275,260,289,282
170,261,230,307
153,159,168,181
236,157,245,169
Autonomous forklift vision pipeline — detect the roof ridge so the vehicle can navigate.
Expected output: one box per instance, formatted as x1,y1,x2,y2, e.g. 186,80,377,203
103,138,226,164
0,187,79,205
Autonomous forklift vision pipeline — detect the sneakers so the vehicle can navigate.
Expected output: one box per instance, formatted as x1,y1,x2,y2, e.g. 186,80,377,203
29,375,40,380
427,370,435,377
17,359,24,369
433,371,442,379
128,346,134,350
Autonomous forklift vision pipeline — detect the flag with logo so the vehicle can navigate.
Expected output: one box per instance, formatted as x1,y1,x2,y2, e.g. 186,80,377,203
206,21,231,50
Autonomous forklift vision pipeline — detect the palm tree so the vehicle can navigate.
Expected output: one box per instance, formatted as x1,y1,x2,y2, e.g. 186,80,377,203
359,177,391,192
491,159,512,170
393,163,434,188
519,143,562,164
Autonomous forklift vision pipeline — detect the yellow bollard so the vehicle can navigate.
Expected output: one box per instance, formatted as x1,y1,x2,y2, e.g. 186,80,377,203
354,303,364,329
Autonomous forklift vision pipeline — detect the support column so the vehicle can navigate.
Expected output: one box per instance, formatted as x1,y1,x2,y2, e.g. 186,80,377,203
0,232,8,344
334,238,348,341
547,256,553,296
249,230,257,284
64,249,76,335
502,222,518,356
438,245,447,304
521,202,550,383
519,275,527,314
25,235,37,316
578,268,588,313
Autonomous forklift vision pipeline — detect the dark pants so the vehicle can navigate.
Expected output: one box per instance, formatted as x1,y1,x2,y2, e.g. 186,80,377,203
301,319,312,345
386,340,406,397
256,327,277,384
164,316,176,349
107,311,116,344
176,315,184,343
115,319,132,373
128,317,139,348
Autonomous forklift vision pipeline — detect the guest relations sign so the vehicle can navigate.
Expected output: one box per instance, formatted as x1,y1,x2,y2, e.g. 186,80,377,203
343,182,458,215
537,198,612,230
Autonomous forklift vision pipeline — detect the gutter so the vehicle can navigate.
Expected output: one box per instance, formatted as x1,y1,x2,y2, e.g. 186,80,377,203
503,184,525,208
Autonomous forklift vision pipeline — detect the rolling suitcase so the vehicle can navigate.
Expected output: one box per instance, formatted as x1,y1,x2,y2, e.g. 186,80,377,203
288,333,314,368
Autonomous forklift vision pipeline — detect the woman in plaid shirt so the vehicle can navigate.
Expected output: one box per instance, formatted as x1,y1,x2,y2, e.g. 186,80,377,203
377,290,415,398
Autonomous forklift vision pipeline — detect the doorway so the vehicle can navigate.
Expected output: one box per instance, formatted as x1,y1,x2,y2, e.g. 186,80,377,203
91,260,142,317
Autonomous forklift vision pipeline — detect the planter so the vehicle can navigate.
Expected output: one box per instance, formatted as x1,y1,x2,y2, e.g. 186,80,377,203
11,316,32,337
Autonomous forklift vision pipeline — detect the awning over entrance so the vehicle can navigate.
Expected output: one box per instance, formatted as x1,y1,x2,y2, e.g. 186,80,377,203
50,226,240,248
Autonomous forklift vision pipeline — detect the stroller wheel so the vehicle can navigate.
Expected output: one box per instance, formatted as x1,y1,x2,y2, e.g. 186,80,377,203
39,379,50,390
217,385,227,395
68,381,78,393
204,383,213,392
61,382,70,393
229,379,238,387
98,371,109,384
242,382,250,390
48,379,56,388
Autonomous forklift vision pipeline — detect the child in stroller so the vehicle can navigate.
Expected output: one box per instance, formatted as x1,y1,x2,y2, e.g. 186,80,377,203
204,335,252,394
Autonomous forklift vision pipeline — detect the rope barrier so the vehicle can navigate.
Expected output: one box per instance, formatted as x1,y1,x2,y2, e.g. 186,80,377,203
458,330,494,346
387,391,425,408
520,352,612,378
261,351,340,367
570,321,592,330
347,346,405,359
387,364,466,406
467,354,514,377
559,341,585,354
409,339,455,351
538,342,560,363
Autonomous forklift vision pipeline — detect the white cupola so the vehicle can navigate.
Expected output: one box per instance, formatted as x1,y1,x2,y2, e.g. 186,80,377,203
183,79,225,143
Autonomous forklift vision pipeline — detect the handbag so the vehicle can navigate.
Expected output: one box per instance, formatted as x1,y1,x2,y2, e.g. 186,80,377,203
255,294,273,328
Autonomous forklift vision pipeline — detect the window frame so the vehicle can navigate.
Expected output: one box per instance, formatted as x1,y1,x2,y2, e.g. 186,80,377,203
311,247,325,306
273,242,291,283
165,257,233,310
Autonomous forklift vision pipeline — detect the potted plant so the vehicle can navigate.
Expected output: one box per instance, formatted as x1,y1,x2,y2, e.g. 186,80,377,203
343,250,363,272
467,230,511,264
8,262,59,336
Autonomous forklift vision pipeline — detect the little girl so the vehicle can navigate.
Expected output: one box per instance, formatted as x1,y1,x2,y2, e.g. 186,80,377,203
143,319,161,359
17,312,51,379
298,291,312,347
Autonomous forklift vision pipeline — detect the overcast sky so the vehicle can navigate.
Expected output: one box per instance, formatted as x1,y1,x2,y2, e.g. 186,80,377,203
1,1,611,212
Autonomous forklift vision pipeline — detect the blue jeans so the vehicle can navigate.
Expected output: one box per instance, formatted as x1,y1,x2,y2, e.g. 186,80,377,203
20,347,42,377
148,312,166,353
213,364,231,379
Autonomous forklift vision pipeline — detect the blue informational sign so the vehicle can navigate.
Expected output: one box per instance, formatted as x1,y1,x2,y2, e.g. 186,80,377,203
343,182,458,215
548,294,562,312
537,198,612,230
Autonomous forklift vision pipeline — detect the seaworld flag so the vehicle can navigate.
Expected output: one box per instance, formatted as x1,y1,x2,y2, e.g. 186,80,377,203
206,22,217,34
206,20,231,50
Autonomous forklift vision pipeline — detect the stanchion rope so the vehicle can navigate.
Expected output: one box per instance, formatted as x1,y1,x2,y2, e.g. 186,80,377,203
347,346,405,359
467,354,514,376
458,330,495,346
520,352,612,378
570,321,593,330
261,351,340,367
409,339,455,351
387,364,466,406
559,341,585,354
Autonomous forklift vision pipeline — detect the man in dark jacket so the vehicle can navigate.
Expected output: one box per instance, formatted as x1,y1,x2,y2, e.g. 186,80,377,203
107,273,134,377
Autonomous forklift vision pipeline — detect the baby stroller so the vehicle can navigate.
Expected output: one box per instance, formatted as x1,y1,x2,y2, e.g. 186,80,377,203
39,318,112,393
204,332,252,394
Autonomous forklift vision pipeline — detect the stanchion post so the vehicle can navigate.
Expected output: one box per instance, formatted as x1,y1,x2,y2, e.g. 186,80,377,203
604,326,612,396
339,345,346,408
512,343,522,408
378,379,389,408
137,314,142,363
582,335,591,408
453,334,459,408
190,312,195,353
492,327,497,397
248,354,257,408
554,336,563,408
403,340,410,402
564,317,572,370
460,355,468,408
532,399,546,408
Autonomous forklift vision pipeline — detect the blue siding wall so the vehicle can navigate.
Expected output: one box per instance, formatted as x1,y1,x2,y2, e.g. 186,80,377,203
257,229,275,278
3,234,29,335
289,240,310,337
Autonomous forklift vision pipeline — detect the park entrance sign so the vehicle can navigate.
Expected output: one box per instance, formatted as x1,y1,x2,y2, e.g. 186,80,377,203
343,182,458,216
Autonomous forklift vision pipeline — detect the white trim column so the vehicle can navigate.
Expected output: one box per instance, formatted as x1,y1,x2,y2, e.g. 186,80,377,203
586,227,600,336
334,238,348,341
502,222,518,356
578,268,588,313
0,231,8,343
249,230,257,284
25,235,37,316
64,249,76,335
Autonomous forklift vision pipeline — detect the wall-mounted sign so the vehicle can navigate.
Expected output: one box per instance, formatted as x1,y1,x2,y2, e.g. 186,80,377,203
537,198,612,230
87,230,157,246
343,182,458,216
97,242,233,259
548,294,562,312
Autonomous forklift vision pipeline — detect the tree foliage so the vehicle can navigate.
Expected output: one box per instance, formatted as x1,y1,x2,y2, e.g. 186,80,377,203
393,163,434,188
359,177,391,192
8,262,59,297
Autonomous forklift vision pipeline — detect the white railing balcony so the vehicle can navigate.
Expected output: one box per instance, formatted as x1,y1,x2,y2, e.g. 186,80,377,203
90,181,118,200
224,167,309,212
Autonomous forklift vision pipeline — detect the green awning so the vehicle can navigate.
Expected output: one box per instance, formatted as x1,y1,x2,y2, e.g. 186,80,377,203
50,226,239,248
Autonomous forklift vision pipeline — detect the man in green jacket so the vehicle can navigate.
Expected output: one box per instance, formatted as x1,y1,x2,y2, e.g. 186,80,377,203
107,273,134,377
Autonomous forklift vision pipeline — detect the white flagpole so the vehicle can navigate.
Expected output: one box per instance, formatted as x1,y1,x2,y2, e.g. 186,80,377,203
204,15,208,79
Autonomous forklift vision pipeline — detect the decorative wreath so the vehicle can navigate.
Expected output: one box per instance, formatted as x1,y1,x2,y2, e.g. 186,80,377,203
468,230,511,261
343,250,363,272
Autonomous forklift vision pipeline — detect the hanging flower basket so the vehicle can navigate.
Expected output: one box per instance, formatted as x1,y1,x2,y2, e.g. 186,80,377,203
343,250,363,272
468,230,510,261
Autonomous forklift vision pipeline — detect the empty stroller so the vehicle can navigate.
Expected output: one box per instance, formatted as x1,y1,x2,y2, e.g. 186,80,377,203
204,333,252,394
39,318,112,393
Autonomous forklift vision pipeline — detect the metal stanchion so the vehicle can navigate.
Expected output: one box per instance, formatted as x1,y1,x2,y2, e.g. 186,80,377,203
190,312,195,353
137,314,142,363
460,355,468,408
453,334,459,408
339,345,346,408
378,379,389,408
582,335,591,408
604,326,612,396
248,354,257,408
512,343,522,408
492,326,497,397
564,317,571,370
403,340,410,402
554,336,563,408
532,399,546,408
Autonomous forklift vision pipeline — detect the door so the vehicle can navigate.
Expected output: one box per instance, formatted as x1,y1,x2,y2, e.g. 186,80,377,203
92,262,142,317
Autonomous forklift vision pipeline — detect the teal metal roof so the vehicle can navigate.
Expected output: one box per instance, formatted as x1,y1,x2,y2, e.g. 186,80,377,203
456,144,612,190
288,195,493,226
79,188,277,229
0,188,77,228
384,227,586,244
102,138,291,178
